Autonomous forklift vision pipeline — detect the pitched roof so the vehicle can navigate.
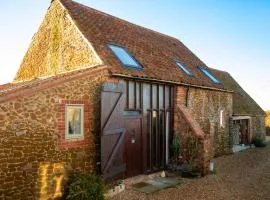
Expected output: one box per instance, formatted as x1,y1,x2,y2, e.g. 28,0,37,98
211,69,265,116
0,65,107,103
59,0,229,91
0,83,13,91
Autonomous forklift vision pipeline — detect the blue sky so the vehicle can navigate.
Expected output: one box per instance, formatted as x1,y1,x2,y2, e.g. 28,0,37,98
0,0,269,110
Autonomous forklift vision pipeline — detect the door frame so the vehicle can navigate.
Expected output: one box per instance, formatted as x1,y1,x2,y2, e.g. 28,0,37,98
232,116,251,144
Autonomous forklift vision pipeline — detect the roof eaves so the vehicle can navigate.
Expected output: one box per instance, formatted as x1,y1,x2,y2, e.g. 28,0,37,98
111,73,234,93
0,65,107,104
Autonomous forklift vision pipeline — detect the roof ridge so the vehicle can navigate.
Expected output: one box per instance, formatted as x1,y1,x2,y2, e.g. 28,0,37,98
209,67,229,74
59,0,179,43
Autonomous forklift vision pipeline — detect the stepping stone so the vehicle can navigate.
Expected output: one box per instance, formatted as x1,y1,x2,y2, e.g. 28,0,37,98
132,177,182,194
153,177,182,186
132,182,160,194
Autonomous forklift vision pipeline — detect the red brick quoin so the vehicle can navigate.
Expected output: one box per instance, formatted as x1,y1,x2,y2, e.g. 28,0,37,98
57,100,91,149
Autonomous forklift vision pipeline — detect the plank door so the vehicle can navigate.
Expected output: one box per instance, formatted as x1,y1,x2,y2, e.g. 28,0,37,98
101,82,126,181
124,116,143,177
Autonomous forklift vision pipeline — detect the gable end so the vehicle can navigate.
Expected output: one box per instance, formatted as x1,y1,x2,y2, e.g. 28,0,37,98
14,0,103,82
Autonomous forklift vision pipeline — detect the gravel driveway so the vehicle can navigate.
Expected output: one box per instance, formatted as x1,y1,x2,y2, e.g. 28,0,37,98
112,144,270,200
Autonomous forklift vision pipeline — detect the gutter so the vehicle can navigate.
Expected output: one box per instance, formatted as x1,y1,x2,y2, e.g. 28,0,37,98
111,73,234,93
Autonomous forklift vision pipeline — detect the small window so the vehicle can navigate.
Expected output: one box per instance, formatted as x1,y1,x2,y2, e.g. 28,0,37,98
220,110,225,128
175,61,194,77
65,105,84,139
198,66,221,84
108,44,142,69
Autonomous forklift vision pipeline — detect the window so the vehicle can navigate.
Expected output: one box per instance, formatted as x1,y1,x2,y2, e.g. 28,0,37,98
198,66,221,84
220,109,225,128
108,44,142,69
175,61,194,77
65,105,84,139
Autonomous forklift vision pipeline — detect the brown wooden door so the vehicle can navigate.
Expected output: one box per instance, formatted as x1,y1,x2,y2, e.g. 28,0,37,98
101,83,126,181
240,119,249,144
124,116,143,177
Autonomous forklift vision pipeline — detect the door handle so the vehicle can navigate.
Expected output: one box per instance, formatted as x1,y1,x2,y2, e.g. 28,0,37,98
131,129,136,144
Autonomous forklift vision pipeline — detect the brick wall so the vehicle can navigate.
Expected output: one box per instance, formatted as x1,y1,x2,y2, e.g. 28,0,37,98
251,115,266,140
173,86,233,174
187,87,233,156
0,69,109,199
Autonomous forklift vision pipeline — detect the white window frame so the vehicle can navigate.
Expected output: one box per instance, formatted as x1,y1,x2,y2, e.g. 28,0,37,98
175,61,194,77
198,66,221,84
65,104,84,140
219,109,225,128
107,43,142,70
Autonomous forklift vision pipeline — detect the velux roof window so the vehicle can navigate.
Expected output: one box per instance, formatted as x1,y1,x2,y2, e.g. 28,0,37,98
198,66,221,84
108,44,142,69
175,61,194,77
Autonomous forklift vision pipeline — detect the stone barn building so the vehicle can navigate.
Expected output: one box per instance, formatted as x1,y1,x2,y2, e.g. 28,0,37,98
0,0,265,199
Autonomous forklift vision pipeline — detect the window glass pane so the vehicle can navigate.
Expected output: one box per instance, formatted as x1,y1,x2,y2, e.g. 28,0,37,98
128,81,135,109
159,111,165,167
220,110,224,127
108,44,140,68
159,85,164,109
136,82,141,109
152,110,157,165
143,83,151,114
164,86,170,109
152,84,157,109
123,111,140,116
125,80,128,109
200,67,220,84
67,106,82,135
176,61,193,76
165,111,170,165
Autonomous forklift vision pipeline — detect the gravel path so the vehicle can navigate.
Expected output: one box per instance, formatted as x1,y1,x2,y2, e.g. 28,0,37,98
112,145,270,200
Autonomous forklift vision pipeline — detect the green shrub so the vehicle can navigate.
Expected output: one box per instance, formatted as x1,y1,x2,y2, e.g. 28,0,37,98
252,137,267,147
213,166,217,175
172,135,181,157
66,173,104,200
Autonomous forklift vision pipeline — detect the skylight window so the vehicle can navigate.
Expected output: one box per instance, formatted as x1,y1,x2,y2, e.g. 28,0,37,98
175,61,194,77
198,66,221,84
108,44,142,69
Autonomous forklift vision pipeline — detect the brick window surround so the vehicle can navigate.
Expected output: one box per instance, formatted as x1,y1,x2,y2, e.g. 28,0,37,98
57,100,91,148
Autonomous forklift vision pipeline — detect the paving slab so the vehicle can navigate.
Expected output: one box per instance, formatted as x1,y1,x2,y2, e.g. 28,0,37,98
132,176,182,194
